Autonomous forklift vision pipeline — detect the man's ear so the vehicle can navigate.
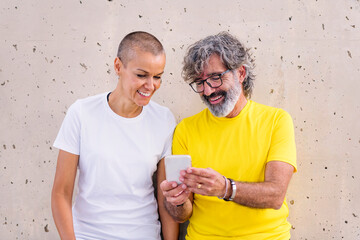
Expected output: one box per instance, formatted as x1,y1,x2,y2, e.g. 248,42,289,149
114,57,123,76
237,65,246,84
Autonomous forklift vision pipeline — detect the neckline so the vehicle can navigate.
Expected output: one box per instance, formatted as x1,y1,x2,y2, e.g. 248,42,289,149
103,92,147,122
107,92,111,102
208,100,252,122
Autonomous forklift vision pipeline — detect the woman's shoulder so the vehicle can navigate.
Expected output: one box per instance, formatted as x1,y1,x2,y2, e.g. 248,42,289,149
147,100,173,115
71,92,107,109
65,92,108,120
146,100,176,124
75,92,107,105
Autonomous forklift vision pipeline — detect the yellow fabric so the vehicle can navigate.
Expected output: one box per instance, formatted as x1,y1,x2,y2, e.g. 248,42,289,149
172,100,297,240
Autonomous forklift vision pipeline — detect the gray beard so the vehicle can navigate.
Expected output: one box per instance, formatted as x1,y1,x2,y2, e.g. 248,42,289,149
201,78,242,117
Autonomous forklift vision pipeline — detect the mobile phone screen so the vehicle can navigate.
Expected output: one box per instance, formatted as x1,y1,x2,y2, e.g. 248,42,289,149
165,155,191,184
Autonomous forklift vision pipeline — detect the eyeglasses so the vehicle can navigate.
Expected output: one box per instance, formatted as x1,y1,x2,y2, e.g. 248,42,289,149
189,69,231,93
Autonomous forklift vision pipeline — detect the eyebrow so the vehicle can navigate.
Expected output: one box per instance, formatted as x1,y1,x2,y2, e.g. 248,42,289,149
194,72,222,80
136,69,148,73
136,69,164,76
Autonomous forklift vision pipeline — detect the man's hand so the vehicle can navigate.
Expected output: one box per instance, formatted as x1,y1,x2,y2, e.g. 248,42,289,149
180,167,227,198
160,180,191,206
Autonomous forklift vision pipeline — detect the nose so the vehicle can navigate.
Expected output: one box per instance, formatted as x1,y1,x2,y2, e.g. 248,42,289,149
203,81,215,96
144,77,155,91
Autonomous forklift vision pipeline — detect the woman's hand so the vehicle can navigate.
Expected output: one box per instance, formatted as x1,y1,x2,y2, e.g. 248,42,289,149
160,178,191,206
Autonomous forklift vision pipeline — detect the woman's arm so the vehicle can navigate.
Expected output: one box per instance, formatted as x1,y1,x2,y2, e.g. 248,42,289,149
157,158,179,240
51,150,79,240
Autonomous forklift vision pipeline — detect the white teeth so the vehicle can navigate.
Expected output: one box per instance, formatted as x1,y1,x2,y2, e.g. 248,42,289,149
138,90,151,97
211,95,222,101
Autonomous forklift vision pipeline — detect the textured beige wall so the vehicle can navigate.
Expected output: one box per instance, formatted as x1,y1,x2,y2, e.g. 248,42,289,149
1,0,359,239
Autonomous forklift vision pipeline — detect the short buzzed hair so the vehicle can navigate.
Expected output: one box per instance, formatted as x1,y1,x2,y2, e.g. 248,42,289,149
117,31,165,66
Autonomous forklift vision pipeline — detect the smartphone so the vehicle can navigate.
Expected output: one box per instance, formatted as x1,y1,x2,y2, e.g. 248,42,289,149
165,155,192,184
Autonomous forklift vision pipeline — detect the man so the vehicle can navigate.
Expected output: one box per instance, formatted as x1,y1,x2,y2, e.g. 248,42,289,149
158,32,297,240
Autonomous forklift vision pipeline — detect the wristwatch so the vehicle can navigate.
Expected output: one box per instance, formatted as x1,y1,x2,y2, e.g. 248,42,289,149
224,178,236,201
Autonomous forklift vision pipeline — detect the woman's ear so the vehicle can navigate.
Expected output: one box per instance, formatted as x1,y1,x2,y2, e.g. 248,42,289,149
114,57,123,76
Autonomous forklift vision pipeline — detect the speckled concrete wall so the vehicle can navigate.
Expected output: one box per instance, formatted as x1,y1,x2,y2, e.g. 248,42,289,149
0,0,359,239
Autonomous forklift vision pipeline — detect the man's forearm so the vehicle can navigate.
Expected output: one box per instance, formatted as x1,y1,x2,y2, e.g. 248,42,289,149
229,161,294,209
164,198,193,223
230,181,286,209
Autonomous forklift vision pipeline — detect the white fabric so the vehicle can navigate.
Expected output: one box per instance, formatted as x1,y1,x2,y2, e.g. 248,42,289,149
54,92,176,240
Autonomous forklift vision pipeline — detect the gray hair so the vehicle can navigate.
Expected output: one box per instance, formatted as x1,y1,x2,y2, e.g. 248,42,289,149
117,31,165,66
182,32,255,98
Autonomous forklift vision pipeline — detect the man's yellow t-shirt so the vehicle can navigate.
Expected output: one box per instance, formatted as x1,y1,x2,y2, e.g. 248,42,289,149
172,100,297,240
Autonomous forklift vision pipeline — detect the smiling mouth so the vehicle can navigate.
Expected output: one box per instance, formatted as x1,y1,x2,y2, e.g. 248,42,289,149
204,91,226,104
137,90,151,97
209,95,223,103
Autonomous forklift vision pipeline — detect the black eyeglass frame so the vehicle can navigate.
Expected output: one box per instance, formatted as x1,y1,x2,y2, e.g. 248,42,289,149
189,69,231,93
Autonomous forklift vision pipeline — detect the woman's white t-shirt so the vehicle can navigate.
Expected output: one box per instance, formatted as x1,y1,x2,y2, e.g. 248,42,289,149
54,92,176,240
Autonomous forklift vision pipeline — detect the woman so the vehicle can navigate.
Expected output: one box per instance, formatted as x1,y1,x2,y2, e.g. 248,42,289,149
51,31,176,240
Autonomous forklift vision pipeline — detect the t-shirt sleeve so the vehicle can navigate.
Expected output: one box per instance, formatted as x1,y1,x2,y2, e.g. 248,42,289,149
53,101,81,155
172,120,189,155
266,109,297,172
160,110,177,159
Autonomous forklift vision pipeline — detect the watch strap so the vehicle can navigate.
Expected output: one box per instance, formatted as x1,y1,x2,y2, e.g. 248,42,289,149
228,178,236,201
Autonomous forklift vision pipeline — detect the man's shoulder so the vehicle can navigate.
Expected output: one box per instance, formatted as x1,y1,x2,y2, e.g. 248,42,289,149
249,101,291,120
250,100,287,113
250,100,276,111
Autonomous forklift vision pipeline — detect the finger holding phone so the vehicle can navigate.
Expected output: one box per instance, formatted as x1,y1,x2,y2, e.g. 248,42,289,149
181,167,228,198
161,155,192,206
160,180,190,206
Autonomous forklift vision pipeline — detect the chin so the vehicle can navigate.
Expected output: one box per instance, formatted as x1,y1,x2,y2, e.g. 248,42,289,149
206,100,235,117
